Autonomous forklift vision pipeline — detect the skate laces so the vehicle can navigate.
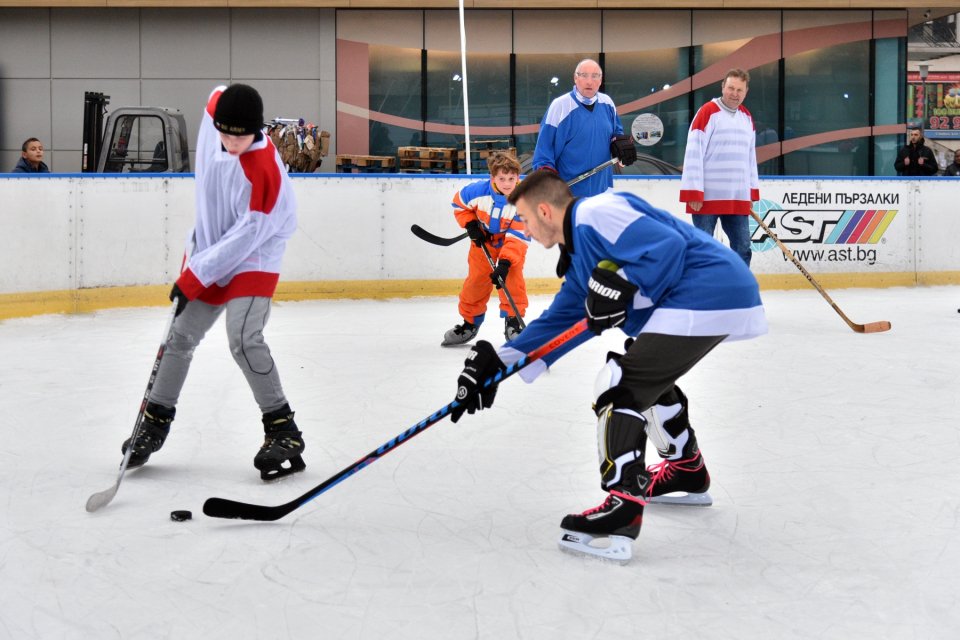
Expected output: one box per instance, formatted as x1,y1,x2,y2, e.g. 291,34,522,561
649,453,704,485
579,495,617,516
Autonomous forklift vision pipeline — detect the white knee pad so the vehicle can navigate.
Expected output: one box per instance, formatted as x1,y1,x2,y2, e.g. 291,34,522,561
593,358,623,404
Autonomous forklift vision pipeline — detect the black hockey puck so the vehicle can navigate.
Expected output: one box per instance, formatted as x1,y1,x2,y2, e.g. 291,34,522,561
170,510,192,522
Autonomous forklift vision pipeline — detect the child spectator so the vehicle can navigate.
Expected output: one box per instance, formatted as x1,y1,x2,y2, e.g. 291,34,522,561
13,138,50,173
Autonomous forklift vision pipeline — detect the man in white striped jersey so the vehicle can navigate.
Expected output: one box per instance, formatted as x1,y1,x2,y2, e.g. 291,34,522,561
680,68,759,267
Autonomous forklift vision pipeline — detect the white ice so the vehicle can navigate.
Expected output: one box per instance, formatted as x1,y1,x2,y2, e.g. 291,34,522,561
1,287,959,639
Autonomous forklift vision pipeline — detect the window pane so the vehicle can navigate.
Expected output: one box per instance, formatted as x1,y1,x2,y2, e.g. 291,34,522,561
515,52,599,155
874,133,904,176
103,115,167,173
426,50,511,168
785,41,869,139
875,37,906,127
605,48,690,170
369,44,422,157
784,136,869,176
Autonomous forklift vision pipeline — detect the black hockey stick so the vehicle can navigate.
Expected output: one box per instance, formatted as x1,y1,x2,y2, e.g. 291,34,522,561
86,298,181,512
203,319,589,522
480,242,526,330
410,158,620,247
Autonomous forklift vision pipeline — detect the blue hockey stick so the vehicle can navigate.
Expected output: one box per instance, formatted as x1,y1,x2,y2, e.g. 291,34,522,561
203,319,588,522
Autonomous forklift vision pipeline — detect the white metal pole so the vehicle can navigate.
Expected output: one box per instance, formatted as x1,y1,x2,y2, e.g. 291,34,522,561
459,0,471,174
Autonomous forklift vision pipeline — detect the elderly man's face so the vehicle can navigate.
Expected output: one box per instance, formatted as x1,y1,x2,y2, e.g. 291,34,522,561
910,129,922,144
574,61,603,99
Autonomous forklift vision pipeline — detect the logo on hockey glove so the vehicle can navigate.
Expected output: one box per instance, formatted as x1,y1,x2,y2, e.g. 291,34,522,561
588,277,621,300
457,386,469,400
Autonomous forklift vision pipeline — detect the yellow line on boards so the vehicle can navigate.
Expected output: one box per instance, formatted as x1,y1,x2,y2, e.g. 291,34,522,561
1,273,958,322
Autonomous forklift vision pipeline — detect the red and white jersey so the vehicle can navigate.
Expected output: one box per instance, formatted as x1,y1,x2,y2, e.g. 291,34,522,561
176,86,297,304
679,99,759,215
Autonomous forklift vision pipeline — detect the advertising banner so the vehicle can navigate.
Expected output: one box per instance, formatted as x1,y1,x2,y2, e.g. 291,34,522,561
746,181,914,274
907,77,960,139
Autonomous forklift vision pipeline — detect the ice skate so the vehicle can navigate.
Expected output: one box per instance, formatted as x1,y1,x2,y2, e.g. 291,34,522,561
254,404,306,482
121,402,175,469
504,316,522,341
647,449,712,506
441,321,479,346
557,492,644,565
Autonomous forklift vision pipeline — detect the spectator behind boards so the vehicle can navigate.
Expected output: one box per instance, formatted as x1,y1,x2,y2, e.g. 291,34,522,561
13,138,50,173
680,68,759,268
894,128,939,177
944,148,960,177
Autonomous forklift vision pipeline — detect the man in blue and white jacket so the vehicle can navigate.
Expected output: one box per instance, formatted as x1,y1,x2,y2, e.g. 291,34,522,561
448,170,767,565
532,59,636,199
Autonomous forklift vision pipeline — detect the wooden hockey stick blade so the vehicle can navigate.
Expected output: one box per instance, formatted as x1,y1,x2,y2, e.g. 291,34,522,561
750,212,890,334
410,224,468,246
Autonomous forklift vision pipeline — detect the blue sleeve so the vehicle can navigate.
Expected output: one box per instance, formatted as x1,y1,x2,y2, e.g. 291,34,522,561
612,106,623,137
605,219,686,306
501,278,594,372
532,121,559,171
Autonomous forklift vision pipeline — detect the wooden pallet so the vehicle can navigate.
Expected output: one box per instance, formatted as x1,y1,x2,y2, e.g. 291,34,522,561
398,146,458,160
399,158,458,170
458,147,517,161
399,168,451,174
335,154,396,168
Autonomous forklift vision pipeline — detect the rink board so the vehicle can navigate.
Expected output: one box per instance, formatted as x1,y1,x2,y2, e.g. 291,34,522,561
0,174,957,318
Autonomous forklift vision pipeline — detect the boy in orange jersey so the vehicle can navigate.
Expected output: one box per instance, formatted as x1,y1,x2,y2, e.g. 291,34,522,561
442,153,530,346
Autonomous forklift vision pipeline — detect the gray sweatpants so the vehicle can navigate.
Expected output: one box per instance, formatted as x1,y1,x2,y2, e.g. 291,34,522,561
149,296,288,413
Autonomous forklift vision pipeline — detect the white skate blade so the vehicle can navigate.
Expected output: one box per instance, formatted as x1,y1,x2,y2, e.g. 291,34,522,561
649,491,712,507
557,531,632,565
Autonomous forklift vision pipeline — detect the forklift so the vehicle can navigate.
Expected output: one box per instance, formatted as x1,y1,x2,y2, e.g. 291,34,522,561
82,92,191,174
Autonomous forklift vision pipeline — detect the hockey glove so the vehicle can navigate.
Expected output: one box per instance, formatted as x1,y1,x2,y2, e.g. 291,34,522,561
169,283,189,317
451,340,507,423
610,135,638,167
556,245,572,278
465,220,490,248
489,258,511,289
585,266,639,336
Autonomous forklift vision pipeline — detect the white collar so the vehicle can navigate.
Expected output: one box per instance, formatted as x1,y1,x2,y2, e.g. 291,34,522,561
574,88,598,106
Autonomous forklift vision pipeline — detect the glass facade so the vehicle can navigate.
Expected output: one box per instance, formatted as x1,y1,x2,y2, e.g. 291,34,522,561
338,9,908,176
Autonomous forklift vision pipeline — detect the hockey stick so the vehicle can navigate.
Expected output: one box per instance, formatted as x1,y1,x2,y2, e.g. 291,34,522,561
85,298,181,512
411,158,621,246
203,319,589,521
750,211,891,334
480,242,526,330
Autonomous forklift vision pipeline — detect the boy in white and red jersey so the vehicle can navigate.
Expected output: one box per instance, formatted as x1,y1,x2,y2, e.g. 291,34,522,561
119,84,305,482
442,152,530,346
680,68,759,267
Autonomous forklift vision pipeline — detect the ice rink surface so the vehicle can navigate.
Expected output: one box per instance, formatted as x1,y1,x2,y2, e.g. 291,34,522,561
1,286,959,639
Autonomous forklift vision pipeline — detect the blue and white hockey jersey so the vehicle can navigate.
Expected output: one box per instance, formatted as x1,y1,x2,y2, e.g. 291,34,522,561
498,192,768,382
532,89,622,197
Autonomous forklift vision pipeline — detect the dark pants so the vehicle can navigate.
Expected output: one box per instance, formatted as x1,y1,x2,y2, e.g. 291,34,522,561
691,214,752,267
616,333,726,412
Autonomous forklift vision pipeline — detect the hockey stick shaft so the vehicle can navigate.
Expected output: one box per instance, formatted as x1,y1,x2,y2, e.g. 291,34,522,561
750,212,890,334
85,299,180,512
480,242,526,330
411,159,619,246
203,319,589,522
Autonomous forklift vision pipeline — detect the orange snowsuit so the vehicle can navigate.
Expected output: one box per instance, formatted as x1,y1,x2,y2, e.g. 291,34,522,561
452,179,530,324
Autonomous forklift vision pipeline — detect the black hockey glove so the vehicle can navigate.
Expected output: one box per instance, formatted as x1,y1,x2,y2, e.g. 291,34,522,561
451,340,507,423
610,134,638,167
169,283,189,317
465,220,490,248
489,258,511,289
556,245,572,278
585,266,639,336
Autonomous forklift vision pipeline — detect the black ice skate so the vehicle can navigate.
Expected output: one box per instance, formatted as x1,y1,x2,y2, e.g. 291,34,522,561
121,402,175,469
647,449,712,507
254,404,306,482
441,321,479,346
504,316,522,341
557,491,645,565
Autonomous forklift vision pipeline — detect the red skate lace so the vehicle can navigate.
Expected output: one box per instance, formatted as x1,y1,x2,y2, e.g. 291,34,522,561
579,495,616,516
649,454,703,486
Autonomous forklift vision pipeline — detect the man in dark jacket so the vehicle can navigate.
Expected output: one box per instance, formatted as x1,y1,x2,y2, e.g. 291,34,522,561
12,138,50,173
895,128,938,176
945,149,960,177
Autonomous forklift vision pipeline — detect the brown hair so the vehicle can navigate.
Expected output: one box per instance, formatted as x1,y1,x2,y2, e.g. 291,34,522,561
506,168,572,208
21,138,41,153
723,68,750,86
486,151,522,177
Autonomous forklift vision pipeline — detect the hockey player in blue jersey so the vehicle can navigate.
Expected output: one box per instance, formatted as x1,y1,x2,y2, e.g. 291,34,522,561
532,59,637,199
448,170,767,564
